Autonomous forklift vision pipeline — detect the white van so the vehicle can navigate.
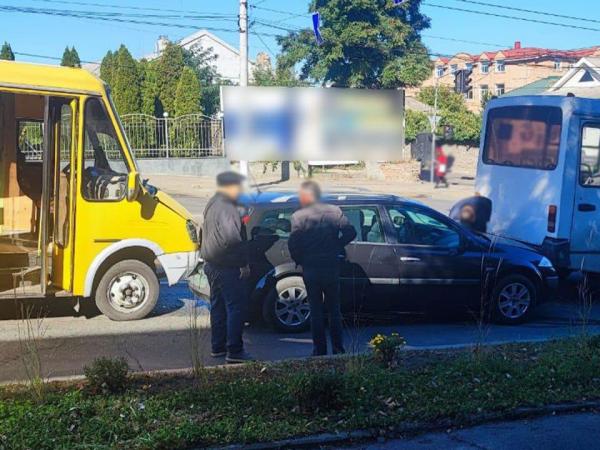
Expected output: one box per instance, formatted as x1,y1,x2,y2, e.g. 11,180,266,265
476,95,600,274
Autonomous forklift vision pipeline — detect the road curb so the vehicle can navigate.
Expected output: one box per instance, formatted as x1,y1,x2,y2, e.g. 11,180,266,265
206,401,600,450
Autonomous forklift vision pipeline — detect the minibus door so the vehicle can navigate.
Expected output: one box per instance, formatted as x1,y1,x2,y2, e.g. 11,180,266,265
572,122,600,272
50,98,77,292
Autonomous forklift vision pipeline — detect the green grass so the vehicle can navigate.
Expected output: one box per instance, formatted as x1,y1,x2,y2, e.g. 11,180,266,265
2,338,600,449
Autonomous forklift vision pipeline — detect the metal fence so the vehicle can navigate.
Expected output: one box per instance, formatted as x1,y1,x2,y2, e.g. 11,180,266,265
121,113,224,159
16,114,224,161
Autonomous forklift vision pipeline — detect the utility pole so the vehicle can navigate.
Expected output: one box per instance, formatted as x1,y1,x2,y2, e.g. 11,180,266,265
430,76,440,184
238,0,249,177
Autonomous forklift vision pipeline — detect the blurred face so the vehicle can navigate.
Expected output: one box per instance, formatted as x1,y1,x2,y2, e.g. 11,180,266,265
299,188,316,207
219,183,243,201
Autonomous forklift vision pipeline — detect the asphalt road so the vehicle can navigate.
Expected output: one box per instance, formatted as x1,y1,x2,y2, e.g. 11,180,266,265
1,279,599,383
337,412,600,450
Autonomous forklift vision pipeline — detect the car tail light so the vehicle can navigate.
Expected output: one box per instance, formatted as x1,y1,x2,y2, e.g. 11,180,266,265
548,205,557,233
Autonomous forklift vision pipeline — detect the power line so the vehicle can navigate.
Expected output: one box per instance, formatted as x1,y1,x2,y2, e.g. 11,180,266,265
27,0,236,17
0,5,239,32
423,2,600,33
450,0,600,26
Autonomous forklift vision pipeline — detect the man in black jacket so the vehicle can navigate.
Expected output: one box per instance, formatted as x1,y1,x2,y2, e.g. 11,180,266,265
201,171,253,364
288,181,357,356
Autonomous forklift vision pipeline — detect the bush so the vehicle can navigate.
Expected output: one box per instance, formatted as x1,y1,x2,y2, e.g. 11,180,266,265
290,370,346,413
370,333,406,368
84,357,130,394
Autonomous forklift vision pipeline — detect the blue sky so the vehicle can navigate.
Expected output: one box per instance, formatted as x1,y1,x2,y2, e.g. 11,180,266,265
1,0,599,66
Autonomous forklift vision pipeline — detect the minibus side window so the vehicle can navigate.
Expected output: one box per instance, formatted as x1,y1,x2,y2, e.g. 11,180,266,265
580,125,600,187
82,98,129,201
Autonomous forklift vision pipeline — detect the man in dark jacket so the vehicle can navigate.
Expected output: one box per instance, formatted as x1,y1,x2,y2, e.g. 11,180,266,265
201,171,253,364
288,181,357,356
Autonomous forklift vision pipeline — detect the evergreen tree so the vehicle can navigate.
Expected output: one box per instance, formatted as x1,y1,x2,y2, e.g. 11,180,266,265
139,59,160,116
155,42,185,116
111,45,141,114
278,0,432,88
61,46,73,67
69,46,81,68
174,66,202,116
0,42,15,61
99,50,116,87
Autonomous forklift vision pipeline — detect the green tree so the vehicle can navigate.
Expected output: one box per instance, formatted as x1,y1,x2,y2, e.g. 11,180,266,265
139,59,160,116
70,46,81,68
61,46,81,68
0,42,15,61
174,66,202,116
405,109,430,142
100,50,116,87
111,45,141,115
61,46,72,66
155,42,185,116
278,0,432,88
417,86,481,144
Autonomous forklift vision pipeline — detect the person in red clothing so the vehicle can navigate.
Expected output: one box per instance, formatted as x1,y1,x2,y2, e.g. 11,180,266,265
434,145,449,188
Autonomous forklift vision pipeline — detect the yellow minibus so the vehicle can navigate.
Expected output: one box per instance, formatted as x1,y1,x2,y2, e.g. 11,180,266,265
0,61,199,320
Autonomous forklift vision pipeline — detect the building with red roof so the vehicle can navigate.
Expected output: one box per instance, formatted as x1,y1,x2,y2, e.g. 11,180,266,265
415,41,600,112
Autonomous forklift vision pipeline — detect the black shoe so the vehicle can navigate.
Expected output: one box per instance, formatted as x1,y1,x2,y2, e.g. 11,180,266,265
226,351,255,364
211,350,226,358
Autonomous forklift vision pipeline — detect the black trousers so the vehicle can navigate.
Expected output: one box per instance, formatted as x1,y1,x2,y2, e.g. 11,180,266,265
204,263,246,355
302,265,345,356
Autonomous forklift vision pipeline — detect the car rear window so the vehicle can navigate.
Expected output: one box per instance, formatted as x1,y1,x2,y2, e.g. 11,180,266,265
483,106,562,171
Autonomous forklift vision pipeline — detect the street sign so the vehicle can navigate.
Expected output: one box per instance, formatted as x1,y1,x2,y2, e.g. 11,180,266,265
312,12,323,45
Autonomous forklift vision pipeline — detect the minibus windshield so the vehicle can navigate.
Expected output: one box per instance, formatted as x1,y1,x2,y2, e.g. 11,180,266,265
106,88,139,172
483,106,562,171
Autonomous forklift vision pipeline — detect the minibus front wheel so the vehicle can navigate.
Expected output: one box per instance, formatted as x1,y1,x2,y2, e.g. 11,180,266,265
94,259,159,321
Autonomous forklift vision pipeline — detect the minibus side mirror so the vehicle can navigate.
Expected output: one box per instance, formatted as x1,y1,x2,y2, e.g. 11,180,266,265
126,172,141,202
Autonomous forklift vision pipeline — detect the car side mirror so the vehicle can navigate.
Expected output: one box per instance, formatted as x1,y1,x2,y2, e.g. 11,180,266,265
126,172,141,202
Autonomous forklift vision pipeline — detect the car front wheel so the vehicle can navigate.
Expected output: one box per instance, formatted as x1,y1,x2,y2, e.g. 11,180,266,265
95,259,159,321
263,276,311,333
490,274,536,325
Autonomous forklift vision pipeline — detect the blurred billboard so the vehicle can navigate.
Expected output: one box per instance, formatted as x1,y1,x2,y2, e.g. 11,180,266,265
221,86,405,161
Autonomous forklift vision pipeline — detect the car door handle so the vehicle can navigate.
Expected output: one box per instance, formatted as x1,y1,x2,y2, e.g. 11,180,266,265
400,257,421,263
578,203,597,212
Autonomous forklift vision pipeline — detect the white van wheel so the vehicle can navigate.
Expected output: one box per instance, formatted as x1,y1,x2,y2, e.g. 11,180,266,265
95,260,159,321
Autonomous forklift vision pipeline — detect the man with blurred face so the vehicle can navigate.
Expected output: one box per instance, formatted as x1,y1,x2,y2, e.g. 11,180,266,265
201,171,253,363
288,181,357,356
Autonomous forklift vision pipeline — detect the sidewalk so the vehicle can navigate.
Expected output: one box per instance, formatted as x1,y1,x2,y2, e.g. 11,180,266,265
147,172,474,206
338,412,600,449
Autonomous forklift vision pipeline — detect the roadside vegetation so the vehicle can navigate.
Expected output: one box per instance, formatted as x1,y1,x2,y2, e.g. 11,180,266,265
2,337,600,449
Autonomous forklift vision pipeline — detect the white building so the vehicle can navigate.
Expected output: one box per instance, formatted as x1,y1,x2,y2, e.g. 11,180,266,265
146,31,264,83
548,57,600,98
84,30,270,82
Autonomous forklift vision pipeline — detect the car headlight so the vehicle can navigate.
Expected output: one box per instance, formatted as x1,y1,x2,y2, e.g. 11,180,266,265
186,220,199,244
538,257,554,269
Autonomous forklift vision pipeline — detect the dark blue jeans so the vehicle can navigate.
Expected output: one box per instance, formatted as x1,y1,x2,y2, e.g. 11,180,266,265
204,263,247,355
302,265,345,356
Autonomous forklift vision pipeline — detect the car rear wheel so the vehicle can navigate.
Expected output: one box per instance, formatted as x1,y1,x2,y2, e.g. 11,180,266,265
263,276,311,333
490,274,536,325
95,259,159,321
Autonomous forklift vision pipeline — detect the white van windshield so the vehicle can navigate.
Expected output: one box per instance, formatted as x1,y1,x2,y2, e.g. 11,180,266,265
483,106,562,171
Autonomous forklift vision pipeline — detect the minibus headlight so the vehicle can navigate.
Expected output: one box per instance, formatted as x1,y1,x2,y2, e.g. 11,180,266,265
186,220,199,244
538,257,554,269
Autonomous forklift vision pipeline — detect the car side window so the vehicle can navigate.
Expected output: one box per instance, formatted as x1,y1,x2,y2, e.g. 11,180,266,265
255,209,294,238
580,125,600,187
341,206,385,243
387,205,460,248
